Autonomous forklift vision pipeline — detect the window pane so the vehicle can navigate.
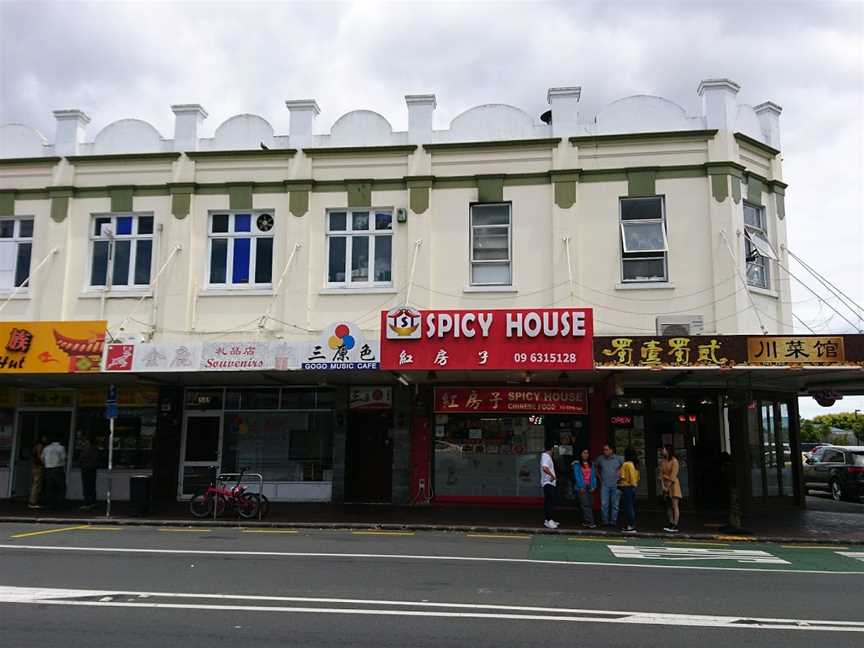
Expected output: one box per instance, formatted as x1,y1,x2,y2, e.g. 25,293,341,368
471,204,509,226
621,197,662,220
621,221,667,253
211,214,229,233
112,240,131,285
94,217,111,237
0,220,13,238
91,240,109,285
352,211,369,231
374,235,392,282
116,216,133,236
134,240,152,285
234,214,251,232
255,237,273,284
209,239,228,283
19,219,34,238
328,237,346,282
137,216,154,235
746,229,777,260
232,238,251,283
0,240,15,288
472,262,511,285
623,257,665,281
351,236,369,282
744,204,762,228
473,226,510,260
747,257,768,288
14,242,31,287
375,212,392,230
329,212,347,231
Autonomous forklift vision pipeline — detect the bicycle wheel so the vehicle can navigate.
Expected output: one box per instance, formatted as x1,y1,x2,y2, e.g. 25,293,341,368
257,493,270,519
189,494,212,518
237,493,260,520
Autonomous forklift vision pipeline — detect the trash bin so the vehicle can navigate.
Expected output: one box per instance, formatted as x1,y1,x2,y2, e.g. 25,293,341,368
129,475,152,516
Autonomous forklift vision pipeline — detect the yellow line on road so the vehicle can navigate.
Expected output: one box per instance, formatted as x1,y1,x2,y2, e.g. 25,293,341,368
781,545,849,550
465,534,532,540
568,537,627,543
10,525,89,539
158,528,211,533
78,526,123,531
713,535,755,542
351,531,415,536
241,529,299,534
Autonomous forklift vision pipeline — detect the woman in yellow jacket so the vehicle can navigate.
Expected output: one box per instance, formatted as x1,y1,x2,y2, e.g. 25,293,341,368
660,445,682,533
618,447,640,533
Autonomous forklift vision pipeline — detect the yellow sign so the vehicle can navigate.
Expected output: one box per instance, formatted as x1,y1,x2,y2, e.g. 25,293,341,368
747,336,845,365
0,321,107,374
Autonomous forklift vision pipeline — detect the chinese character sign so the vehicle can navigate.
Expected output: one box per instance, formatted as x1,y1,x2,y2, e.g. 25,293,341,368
380,308,594,371
0,321,107,373
594,336,743,368
433,387,588,414
747,336,845,365
302,322,380,369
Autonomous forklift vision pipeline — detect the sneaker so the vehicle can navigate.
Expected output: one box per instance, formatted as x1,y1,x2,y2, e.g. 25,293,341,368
584,522,597,529
544,520,556,529
623,526,637,533
663,525,676,533
28,504,42,509
550,520,560,529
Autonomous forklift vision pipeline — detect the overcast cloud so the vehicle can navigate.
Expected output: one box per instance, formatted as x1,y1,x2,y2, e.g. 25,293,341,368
1,0,862,416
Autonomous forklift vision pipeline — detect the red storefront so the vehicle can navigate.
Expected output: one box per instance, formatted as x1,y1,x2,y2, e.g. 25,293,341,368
381,307,601,504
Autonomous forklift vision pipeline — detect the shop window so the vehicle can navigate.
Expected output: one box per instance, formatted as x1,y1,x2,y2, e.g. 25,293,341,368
650,397,687,412
470,203,511,286
778,403,793,496
619,197,668,282
0,409,13,466
185,389,224,411
221,411,334,482
744,202,774,289
225,388,280,410
326,209,392,286
90,213,154,288
0,217,33,290
207,211,274,288
73,408,156,469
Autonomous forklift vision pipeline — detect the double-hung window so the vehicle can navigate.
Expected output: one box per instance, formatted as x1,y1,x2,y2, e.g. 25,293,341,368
470,203,511,286
620,197,669,282
743,202,774,290
0,218,33,290
208,211,274,288
326,209,392,286
90,214,153,288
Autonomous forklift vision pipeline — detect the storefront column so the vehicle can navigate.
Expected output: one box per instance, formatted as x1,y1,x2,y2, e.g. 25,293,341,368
152,386,183,501
409,387,432,505
331,387,349,503
391,384,413,505
789,397,805,506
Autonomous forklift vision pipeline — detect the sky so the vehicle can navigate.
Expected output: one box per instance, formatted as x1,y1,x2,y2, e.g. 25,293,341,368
0,0,862,417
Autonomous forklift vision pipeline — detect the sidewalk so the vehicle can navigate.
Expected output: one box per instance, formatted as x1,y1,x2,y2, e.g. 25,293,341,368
2,497,862,544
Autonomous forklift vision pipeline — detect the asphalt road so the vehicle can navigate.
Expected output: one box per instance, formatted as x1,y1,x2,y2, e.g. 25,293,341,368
0,522,862,647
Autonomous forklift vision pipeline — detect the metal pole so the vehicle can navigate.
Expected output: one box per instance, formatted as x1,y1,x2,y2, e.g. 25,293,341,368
106,416,114,518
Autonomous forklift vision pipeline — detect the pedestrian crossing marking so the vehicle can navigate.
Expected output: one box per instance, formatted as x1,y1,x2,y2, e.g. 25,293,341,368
837,552,864,563
609,545,789,565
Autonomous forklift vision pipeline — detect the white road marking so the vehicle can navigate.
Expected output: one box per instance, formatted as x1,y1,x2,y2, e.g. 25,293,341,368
837,551,864,563
609,545,789,565
0,585,861,632
0,543,861,576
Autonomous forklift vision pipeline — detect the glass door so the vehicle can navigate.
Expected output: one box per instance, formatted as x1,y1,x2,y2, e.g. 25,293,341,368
11,410,73,497
178,413,223,498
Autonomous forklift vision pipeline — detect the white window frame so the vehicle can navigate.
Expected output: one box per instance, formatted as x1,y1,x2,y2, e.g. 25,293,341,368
469,202,512,287
743,202,771,290
619,196,669,283
206,210,275,290
88,212,154,290
0,216,34,291
325,208,394,288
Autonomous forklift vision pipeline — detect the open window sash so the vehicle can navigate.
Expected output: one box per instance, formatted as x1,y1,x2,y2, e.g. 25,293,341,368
620,220,668,254
745,227,777,260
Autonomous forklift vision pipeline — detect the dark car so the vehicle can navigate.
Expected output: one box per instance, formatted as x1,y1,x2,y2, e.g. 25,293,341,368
803,446,864,501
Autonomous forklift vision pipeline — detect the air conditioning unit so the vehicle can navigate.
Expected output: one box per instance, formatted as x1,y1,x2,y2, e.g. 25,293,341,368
656,315,704,336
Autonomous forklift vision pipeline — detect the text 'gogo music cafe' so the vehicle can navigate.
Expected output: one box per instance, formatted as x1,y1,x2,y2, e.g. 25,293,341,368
381,308,597,503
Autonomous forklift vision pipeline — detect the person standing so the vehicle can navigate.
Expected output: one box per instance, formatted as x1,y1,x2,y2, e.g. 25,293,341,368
41,438,67,510
595,444,623,527
540,441,559,529
79,435,100,511
660,444,682,533
28,437,47,509
571,449,597,528
619,447,640,533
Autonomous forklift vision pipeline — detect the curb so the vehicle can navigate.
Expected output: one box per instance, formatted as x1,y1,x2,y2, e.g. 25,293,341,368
2,516,862,546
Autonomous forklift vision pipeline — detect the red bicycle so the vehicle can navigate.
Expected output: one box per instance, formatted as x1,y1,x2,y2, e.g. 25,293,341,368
189,468,265,519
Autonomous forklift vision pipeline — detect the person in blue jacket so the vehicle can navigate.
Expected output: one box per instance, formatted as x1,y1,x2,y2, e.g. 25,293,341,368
571,448,597,528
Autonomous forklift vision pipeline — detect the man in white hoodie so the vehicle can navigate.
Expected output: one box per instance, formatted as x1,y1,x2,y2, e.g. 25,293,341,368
540,441,559,529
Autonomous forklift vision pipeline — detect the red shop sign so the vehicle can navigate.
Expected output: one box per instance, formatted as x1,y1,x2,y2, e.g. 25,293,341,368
433,387,588,414
380,307,594,371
